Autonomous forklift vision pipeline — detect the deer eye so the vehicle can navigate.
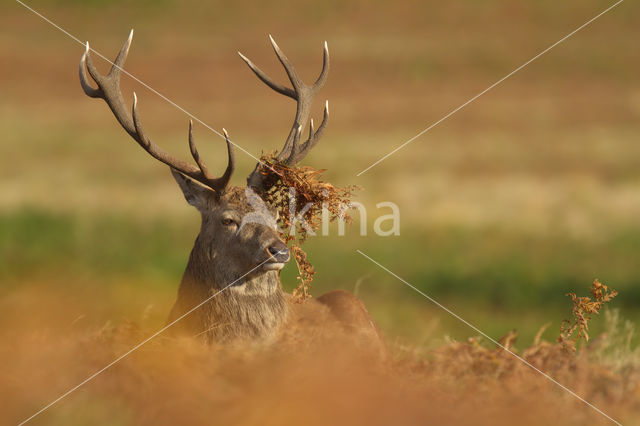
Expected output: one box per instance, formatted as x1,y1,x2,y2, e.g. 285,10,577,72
221,218,236,227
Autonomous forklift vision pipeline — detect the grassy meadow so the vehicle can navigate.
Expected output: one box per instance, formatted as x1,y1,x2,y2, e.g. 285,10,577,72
1,0,639,424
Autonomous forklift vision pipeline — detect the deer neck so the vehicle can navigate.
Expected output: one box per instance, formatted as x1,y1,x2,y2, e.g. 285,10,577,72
170,239,288,342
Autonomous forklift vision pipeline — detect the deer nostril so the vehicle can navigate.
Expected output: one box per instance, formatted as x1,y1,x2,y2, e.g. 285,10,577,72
268,244,290,263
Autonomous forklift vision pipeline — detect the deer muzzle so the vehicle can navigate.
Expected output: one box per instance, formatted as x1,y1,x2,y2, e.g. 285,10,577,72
264,241,290,270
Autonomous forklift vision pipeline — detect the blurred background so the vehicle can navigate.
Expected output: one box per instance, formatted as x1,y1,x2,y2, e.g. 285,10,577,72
1,0,639,348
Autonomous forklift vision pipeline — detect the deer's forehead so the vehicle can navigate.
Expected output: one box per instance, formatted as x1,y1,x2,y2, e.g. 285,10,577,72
217,202,253,216
215,188,250,213
219,187,248,203
214,187,276,217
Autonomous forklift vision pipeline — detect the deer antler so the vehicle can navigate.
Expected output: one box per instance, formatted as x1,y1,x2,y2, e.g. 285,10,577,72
240,36,329,190
79,30,234,194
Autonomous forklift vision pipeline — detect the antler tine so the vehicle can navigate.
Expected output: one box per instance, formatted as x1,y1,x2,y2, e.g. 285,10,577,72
108,29,133,78
299,100,329,154
187,123,235,192
268,35,304,93
237,51,295,99
188,119,212,178
239,36,330,179
131,93,200,175
216,129,236,192
82,41,136,138
312,41,330,92
80,32,234,194
284,100,329,165
287,125,304,165
79,43,102,98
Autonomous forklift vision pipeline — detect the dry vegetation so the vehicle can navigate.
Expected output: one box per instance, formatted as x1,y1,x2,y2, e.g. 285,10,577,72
257,155,360,300
1,281,638,425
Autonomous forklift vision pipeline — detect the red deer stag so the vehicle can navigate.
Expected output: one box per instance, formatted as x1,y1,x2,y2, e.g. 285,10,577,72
79,31,382,348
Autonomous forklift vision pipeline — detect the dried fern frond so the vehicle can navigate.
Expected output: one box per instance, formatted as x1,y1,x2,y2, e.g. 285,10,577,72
256,154,360,301
559,279,618,346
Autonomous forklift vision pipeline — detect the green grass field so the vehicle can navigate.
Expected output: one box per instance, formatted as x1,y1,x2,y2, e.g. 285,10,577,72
2,207,639,347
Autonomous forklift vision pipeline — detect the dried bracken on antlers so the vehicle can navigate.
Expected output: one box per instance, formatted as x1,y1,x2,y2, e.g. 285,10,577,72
240,35,330,190
79,30,235,194
257,155,360,302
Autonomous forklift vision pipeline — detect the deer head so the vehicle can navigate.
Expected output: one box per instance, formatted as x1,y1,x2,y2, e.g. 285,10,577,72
79,31,329,341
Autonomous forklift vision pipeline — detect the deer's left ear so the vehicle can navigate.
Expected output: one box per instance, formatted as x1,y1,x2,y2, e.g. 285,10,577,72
170,168,216,211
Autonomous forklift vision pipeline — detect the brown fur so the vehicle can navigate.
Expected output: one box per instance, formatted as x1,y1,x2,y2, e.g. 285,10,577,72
166,179,383,350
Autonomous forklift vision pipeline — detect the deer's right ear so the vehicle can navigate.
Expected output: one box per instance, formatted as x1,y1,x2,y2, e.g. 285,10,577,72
170,169,215,210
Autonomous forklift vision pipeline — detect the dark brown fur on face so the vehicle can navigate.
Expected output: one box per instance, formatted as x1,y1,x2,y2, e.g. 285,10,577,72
167,179,384,354
166,183,289,343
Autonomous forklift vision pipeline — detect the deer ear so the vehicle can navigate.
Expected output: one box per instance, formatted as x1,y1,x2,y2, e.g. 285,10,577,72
170,168,215,210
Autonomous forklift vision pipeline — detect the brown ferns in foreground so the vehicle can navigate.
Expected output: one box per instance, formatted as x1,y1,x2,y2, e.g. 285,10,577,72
3,280,637,425
560,279,618,347
423,280,624,385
